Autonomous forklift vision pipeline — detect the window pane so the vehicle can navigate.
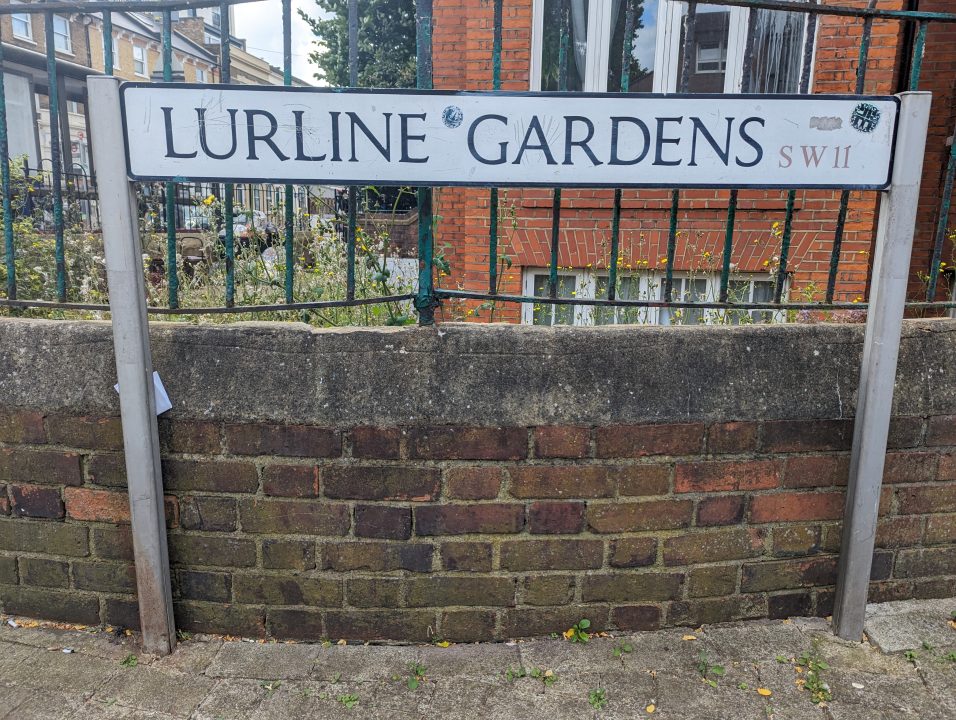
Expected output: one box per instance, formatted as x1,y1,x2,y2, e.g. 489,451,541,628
53,16,70,52
12,14,31,38
618,276,648,324
726,279,750,325
532,273,576,325
594,275,613,325
541,0,589,91
751,279,775,323
667,277,708,325
608,0,658,92
748,6,806,93
677,5,730,92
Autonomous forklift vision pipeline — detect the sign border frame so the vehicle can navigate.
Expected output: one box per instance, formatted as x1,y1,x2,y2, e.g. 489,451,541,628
119,83,901,190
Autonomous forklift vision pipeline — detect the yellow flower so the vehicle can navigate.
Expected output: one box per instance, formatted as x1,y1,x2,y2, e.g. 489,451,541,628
202,195,215,206
659,257,668,265
757,688,773,697
562,628,575,640
763,260,770,267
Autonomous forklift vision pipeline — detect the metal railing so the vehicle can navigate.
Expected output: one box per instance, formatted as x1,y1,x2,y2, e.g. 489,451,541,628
0,0,955,324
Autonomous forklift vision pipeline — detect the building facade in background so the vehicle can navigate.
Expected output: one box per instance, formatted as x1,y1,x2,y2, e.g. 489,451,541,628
431,0,956,323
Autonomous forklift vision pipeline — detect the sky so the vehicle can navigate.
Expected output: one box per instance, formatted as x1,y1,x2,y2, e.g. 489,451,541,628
233,0,326,84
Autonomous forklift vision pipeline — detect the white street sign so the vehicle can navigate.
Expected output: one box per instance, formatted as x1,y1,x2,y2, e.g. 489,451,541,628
121,84,898,189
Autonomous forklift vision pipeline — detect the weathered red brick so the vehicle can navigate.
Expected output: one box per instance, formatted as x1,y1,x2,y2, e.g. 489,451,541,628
772,525,822,557
924,514,956,544
783,455,850,488
46,415,124,451
86,453,127,487
500,539,603,571
533,426,590,459
508,466,614,498
158,419,221,454
0,409,46,444
696,495,746,526
321,542,433,572
262,464,319,498
224,423,341,457
354,504,412,540
0,448,82,486
439,610,497,642
882,452,938,484
707,422,759,454
675,459,781,493
528,501,585,534
168,534,257,567
440,542,492,572
350,427,402,459
65,487,131,524
407,576,515,607
898,484,956,514
162,459,258,494
323,466,440,501
611,605,661,631
609,537,657,568
595,423,705,458
520,575,574,605
618,464,672,496
239,499,351,536
582,573,683,602
895,547,956,578
10,484,64,519
887,417,924,449
415,504,525,535
750,492,845,523
179,496,237,532
586,499,693,533
939,453,956,481
445,467,503,500
409,427,527,460
663,528,765,566
925,415,956,446
760,420,853,452
740,556,839,592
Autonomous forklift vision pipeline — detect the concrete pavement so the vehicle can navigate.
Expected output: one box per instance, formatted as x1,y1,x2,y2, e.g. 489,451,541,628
1,598,953,719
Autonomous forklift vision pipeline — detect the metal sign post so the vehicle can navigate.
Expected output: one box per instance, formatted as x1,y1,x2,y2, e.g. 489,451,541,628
88,77,176,656
833,91,932,641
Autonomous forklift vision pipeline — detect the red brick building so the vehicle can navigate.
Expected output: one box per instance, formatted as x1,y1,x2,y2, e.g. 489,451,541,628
429,0,956,324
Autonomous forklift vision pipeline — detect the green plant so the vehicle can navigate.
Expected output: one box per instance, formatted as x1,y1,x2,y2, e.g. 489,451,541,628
904,650,918,665
120,654,137,668
564,618,591,644
529,667,557,687
504,666,527,682
407,662,426,690
696,652,725,687
796,649,832,704
588,688,608,710
337,693,359,709
613,641,633,663
943,651,956,663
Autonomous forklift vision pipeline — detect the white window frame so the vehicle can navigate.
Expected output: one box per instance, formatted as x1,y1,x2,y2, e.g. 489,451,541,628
530,0,816,94
521,268,787,326
111,35,120,68
132,45,147,77
52,15,72,54
11,12,33,41
195,67,207,83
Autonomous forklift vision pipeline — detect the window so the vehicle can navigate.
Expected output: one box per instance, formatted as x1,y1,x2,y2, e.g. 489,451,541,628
67,100,81,114
111,36,119,68
204,32,218,45
211,10,221,29
522,269,784,326
11,12,32,40
195,67,206,83
532,0,813,94
52,15,71,53
133,45,147,76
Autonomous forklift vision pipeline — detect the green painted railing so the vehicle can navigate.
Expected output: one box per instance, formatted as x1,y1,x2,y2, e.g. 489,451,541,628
0,0,955,323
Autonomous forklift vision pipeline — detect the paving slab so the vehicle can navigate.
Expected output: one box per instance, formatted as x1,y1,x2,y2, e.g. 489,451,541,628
190,679,268,720
0,599,954,720
206,641,320,680
94,666,214,718
864,598,956,653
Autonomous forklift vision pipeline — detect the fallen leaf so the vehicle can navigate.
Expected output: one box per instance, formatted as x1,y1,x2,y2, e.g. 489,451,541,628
851,682,865,690
563,629,574,640
337,639,347,646
757,688,772,697
646,704,656,714
682,635,697,641
436,641,451,648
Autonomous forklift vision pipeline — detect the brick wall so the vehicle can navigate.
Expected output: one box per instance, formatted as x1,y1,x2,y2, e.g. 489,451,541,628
429,0,956,320
0,318,954,641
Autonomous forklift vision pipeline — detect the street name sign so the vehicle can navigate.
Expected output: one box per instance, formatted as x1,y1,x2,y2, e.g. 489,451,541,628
121,84,899,189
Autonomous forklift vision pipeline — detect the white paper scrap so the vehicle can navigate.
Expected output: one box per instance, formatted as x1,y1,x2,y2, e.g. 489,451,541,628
114,372,172,416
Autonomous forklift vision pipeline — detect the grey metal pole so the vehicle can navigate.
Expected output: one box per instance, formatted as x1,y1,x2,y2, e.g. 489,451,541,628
833,91,932,641
87,76,176,656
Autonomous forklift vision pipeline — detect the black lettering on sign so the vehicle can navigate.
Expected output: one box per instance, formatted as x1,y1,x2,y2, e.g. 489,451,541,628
162,107,197,158
468,114,509,165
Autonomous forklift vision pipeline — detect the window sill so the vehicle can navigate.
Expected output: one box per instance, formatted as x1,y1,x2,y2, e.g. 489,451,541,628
12,36,36,44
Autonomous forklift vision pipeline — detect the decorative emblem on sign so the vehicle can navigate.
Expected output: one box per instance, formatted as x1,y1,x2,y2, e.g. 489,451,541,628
850,103,881,133
442,105,464,129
